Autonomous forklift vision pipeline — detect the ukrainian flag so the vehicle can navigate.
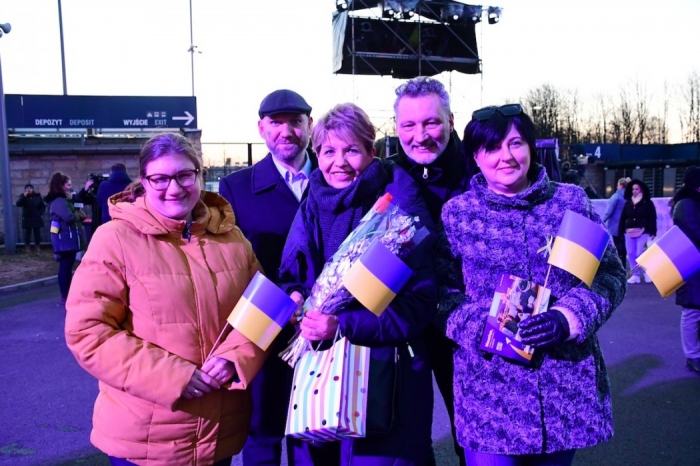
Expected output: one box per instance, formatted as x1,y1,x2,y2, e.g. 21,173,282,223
548,210,609,287
50,220,60,234
343,239,414,316
637,225,700,298
227,271,298,350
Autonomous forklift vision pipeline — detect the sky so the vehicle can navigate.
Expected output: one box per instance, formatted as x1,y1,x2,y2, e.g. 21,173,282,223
2,0,700,165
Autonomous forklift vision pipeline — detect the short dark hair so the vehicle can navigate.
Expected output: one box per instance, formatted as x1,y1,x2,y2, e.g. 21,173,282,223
461,109,539,181
111,163,127,172
24,183,34,190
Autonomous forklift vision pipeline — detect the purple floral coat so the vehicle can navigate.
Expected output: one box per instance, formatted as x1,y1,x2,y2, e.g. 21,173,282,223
437,167,626,455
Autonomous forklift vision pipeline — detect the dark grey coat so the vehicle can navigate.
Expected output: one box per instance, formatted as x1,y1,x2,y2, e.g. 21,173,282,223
16,192,46,229
438,167,626,455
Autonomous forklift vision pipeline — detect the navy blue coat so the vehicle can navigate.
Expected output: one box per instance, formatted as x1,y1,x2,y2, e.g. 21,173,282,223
278,161,437,464
97,171,132,223
219,153,316,282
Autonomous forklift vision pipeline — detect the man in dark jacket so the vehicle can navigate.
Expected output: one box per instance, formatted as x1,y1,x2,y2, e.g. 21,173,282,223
218,89,320,466
387,76,471,466
96,163,132,224
16,183,46,252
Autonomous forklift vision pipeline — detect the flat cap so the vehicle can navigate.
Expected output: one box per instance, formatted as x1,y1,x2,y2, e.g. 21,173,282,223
258,89,312,119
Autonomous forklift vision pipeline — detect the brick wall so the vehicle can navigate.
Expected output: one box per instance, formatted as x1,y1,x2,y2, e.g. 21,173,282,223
1,130,202,241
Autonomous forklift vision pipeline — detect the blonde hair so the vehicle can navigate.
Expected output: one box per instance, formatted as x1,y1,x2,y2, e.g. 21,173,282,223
617,177,631,188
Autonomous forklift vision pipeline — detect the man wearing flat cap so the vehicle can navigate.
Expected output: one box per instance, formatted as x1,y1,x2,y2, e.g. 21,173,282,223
219,89,317,466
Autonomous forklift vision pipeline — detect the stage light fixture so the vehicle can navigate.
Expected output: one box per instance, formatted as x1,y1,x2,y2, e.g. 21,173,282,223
466,5,483,23
441,3,464,22
488,6,501,24
336,0,349,12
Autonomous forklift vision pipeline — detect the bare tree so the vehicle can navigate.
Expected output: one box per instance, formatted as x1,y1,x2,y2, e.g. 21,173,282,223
523,84,562,140
679,71,700,142
613,89,635,144
634,80,650,143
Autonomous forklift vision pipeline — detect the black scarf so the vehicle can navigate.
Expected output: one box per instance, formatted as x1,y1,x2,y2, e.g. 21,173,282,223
306,159,388,261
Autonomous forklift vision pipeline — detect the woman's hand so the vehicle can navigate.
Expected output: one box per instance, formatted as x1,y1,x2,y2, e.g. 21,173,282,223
300,310,339,341
202,356,237,386
289,291,304,325
181,368,220,399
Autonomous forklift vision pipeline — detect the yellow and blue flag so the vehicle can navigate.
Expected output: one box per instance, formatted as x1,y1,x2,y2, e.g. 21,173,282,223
343,239,414,316
636,225,700,298
548,210,609,287
227,271,298,350
50,220,60,234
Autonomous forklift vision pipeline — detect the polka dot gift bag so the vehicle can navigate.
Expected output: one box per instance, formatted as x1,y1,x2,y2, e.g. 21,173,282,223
285,335,370,440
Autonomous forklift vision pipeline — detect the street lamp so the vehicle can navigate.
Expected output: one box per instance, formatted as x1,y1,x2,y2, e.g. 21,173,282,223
0,21,17,254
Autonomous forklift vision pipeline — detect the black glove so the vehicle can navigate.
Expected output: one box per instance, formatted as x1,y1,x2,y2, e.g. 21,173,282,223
518,309,570,349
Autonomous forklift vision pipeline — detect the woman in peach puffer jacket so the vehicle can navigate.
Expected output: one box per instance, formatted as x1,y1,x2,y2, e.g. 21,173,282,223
65,133,267,466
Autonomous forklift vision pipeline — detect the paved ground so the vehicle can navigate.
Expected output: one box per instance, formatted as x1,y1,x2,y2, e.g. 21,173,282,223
0,282,698,466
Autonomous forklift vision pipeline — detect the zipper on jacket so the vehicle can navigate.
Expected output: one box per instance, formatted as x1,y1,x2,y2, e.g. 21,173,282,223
422,166,429,179
406,342,415,358
182,221,193,242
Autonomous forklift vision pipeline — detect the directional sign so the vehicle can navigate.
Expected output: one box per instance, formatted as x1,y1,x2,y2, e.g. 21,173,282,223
5,95,197,130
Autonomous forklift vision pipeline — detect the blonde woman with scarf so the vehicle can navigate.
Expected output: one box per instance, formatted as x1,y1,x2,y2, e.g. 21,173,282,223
619,179,657,284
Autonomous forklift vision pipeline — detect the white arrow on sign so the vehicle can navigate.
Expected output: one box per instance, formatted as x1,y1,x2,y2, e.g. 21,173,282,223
172,111,195,126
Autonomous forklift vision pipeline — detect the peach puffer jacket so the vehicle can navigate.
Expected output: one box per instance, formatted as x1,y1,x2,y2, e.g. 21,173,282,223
65,191,267,465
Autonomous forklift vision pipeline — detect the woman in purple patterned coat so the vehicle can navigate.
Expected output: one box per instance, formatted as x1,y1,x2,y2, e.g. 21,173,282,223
438,104,627,466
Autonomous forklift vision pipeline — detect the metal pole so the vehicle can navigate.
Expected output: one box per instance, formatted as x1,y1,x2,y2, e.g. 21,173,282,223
189,0,194,96
0,48,17,253
58,0,67,95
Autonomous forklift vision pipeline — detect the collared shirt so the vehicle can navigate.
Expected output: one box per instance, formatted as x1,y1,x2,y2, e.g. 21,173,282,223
271,152,312,201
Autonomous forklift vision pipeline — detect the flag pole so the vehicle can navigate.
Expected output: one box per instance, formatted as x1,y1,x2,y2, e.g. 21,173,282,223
627,265,640,279
205,323,231,362
543,264,552,289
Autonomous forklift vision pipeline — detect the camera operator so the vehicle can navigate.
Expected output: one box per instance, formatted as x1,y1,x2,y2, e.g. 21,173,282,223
74,174,102,242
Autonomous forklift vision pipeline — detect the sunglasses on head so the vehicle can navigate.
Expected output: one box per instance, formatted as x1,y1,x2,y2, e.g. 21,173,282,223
472,103,523,121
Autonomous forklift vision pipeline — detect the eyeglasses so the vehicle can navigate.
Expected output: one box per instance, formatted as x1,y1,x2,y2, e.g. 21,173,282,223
144,169,200,191
472,103,523,121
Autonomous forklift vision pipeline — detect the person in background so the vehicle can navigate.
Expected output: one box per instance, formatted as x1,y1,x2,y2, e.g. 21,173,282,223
603,177,631,267
386,76,470,466
96,163,132,224
218,89,319,466
45,172,87,305
439,104,626,465
619,179,657,284
279,102,437,465
16,183,46,252
65,133,267,465
671,166,700,375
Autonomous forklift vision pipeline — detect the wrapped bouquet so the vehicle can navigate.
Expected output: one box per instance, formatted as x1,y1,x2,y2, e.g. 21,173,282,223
279,193,430,368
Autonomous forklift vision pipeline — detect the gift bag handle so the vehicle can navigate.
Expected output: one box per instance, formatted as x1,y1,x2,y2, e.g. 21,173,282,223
310,325,342,354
